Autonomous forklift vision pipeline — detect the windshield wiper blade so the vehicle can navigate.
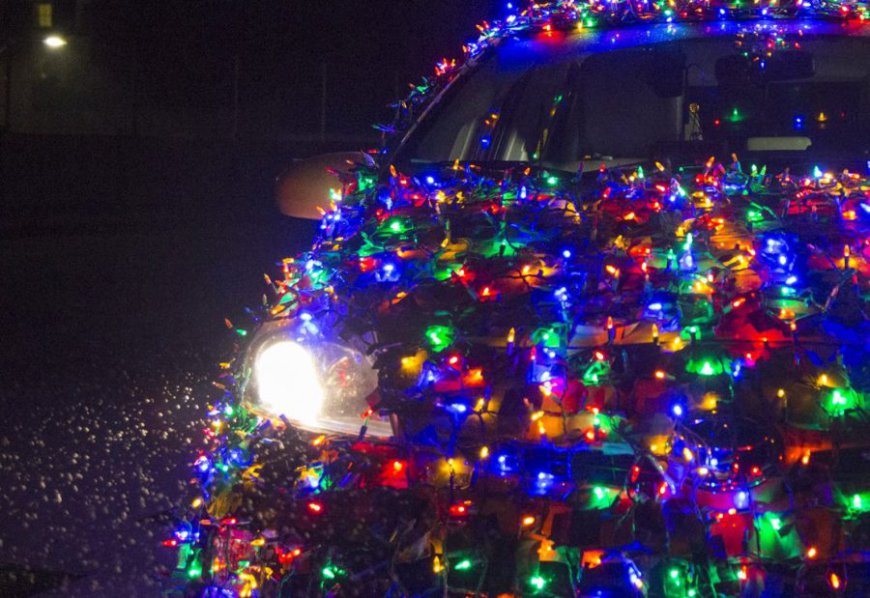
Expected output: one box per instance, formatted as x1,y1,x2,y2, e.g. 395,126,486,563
432,159,579,177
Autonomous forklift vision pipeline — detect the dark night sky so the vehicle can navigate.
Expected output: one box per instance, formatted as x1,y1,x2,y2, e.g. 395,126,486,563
2,0,496,138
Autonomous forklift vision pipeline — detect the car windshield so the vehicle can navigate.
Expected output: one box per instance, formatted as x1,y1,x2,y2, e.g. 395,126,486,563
396,23,870,171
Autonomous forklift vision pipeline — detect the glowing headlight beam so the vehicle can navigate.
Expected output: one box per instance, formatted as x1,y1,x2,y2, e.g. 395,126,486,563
255,341,324,424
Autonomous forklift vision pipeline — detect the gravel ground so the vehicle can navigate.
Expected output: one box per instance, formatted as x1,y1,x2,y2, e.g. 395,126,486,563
0,211,315,596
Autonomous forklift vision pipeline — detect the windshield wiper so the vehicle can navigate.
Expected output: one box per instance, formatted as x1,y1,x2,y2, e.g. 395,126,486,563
420,159,579,178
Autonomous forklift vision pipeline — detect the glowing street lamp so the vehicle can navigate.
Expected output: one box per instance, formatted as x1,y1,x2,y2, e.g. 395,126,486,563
43,35,67,49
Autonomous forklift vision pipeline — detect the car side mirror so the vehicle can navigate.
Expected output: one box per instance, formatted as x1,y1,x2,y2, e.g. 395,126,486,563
275,151,373,219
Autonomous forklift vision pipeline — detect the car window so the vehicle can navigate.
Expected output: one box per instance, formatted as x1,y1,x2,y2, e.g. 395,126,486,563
398,32,870,169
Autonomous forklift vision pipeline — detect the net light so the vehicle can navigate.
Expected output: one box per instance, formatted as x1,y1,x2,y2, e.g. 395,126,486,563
172,1,870,591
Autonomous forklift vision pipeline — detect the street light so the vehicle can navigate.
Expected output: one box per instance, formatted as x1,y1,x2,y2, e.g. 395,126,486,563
43,34,67,49
2,33,68,131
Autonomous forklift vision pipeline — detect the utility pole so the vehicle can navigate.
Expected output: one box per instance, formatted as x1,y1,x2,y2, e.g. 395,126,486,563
232,54,240,141
0,40,11,206
131,33,140,136
320,62,327,144
2,44,11,132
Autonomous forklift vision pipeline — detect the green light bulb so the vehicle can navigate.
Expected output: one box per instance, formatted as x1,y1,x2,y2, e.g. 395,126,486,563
425,325,454,353
383,217,410,236
530,575,546,590
455,559,472,571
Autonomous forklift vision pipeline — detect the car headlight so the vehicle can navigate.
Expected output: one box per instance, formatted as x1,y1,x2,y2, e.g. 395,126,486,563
248,333,391,438
255,341,325,426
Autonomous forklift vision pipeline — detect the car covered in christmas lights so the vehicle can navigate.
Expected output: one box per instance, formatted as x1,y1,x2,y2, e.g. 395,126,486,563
174,1,870,596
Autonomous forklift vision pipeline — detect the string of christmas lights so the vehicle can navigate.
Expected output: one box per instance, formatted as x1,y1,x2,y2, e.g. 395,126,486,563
166,2,870,596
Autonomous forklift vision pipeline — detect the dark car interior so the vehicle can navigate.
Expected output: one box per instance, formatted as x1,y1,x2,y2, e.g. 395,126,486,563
400,30,870,172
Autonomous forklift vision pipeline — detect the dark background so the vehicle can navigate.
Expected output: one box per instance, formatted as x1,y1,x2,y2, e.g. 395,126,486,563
1,0,493,230
1,0,492,138
0,1,493,595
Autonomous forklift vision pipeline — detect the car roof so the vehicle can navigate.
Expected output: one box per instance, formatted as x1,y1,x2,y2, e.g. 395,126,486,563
497,19,870,58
